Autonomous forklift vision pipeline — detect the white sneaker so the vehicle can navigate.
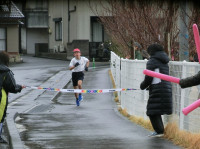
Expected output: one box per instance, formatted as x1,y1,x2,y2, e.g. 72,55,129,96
148,132,164,138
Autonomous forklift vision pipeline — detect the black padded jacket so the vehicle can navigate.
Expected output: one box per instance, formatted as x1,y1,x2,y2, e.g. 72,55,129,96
140,51,172,116
0,64,22,122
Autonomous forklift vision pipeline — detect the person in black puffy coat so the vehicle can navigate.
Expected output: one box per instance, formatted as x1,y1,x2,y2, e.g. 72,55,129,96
0,51,24,143
140,44,172,137
179,72,200,88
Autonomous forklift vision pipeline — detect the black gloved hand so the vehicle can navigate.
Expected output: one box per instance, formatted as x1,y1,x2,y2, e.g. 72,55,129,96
74,62,80,67
179,79,185,88
85,67,88,71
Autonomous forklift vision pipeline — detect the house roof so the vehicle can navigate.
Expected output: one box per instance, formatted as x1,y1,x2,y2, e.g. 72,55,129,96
0,1,24,24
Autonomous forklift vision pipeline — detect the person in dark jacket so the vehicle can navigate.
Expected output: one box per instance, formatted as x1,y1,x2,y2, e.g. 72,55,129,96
179,71,200,88
0,51,23,143
134,42,143,60
134,42,150,60
140,44,172,137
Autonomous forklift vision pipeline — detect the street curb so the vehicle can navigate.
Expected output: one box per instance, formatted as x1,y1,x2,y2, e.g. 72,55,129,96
6,71,72,149
6,112,23,149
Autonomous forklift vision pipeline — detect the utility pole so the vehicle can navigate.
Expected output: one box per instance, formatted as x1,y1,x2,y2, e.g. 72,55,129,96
179,0,189,61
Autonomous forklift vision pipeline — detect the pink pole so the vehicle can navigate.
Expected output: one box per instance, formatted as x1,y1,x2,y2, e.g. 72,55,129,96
193,24,200,63
143,69,180,84
182,99,200,115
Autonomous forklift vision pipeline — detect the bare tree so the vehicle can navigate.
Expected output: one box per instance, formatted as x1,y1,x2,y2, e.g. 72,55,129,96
90,0,200,61
185,3,200,62
90,0,180,59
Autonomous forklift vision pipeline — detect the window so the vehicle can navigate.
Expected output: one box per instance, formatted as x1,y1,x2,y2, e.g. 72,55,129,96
55,21,62,41
92,22,103,42
26,12,48,28
91,17,104,42
0,28,6,51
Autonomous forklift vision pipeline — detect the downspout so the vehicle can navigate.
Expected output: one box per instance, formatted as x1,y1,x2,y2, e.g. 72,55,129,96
68,0,70,43
18,23,21,54
68,0,76,43
62,0,63,45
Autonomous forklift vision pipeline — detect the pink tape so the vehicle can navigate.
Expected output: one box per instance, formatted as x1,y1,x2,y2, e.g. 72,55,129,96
143,69,180,84
182,99,200,115
193,24,200,64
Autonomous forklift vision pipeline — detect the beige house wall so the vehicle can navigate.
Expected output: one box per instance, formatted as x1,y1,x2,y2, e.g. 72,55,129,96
70,0,109,42
48,0,68,51
69,0,78,43
48,0,110,50
7,25,19,53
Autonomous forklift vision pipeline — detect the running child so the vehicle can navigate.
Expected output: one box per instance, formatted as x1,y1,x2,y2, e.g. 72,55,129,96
69,48,89,106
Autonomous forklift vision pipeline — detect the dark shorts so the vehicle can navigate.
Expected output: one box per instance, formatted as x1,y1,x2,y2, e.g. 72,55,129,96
72,72,84,86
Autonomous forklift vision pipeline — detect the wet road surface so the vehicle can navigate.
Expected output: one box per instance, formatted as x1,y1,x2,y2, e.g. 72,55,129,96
9,56,69,103
17,66,180,149
0,56,70,149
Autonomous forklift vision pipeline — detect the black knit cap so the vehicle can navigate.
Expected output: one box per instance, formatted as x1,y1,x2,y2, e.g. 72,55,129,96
0,51,9,66
147,44,164,56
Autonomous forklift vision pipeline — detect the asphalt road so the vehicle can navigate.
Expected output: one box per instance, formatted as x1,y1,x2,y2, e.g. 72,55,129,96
16,66,180,149
9,56,69,103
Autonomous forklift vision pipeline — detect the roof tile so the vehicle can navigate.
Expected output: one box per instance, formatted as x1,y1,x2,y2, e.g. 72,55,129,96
0,1,24,19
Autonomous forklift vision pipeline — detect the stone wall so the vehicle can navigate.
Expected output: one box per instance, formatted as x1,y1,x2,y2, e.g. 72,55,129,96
67,40,89,60
36,53,67,61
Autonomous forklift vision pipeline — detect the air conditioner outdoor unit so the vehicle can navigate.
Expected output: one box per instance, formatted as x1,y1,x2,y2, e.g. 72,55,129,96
59,44,64,52
53,45,58,53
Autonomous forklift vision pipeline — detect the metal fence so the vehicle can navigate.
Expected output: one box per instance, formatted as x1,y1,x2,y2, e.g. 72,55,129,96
111,51,200,133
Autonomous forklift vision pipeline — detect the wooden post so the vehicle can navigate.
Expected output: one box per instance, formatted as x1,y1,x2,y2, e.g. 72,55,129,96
130,40,134,59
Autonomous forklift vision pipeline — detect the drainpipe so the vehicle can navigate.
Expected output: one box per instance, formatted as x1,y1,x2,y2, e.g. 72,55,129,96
68,0,76,43
68,0,70,43
19,23,22,54
62,0,63,46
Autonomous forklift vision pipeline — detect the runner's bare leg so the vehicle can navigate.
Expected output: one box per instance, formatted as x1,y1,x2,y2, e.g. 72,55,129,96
78,80,82,89
74,86,78,98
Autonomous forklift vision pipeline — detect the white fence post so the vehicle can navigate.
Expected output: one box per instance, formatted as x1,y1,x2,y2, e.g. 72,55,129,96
180,61,186,130
119,58,121,102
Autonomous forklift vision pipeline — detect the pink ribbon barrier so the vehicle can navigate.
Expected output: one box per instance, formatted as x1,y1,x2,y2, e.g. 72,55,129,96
182,99,200,115
193,24,200,63
143,69,180,84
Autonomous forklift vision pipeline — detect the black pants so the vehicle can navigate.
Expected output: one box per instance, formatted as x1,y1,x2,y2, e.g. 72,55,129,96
149,115,164,134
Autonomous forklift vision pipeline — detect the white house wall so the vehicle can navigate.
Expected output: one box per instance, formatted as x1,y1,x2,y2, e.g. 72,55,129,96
49,0,110,43
48,0,110,51
70,0,110,42
76,0,91,41
27,28,48,54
